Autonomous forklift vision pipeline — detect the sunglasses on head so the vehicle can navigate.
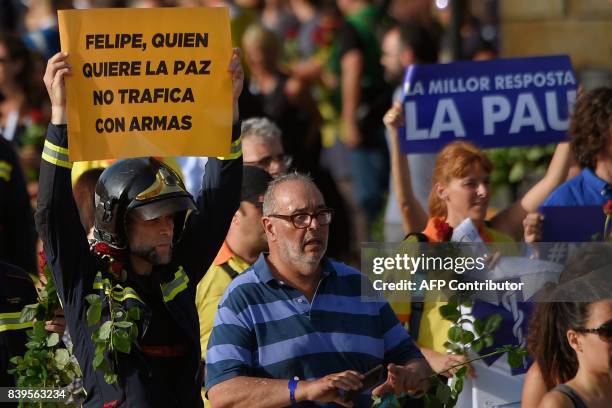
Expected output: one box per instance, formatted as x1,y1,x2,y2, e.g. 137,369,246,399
575,319,612,342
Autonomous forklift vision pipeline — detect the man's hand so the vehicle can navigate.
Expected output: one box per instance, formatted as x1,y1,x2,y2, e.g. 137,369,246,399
372,359,433,397
43,52,72,125
523,212,544,243
228,47,244,124
431,352,476,379
298,370,364,407
44,308,66,336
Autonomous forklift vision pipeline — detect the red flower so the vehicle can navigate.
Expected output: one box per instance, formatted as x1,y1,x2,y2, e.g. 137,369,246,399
93,242,126,280
94,242,124,259
29,109,44,124
604,199,612,216
434,219,453,242
38,250,47,272
285,26,299,40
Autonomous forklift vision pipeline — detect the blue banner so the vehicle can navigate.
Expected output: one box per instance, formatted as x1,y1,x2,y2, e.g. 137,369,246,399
541,205,606,242
400,55,577,153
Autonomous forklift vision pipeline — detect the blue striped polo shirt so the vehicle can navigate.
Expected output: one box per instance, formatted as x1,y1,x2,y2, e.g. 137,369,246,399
205,254,423,402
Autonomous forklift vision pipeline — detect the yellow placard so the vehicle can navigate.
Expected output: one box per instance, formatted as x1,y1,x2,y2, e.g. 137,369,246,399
58,7,232,161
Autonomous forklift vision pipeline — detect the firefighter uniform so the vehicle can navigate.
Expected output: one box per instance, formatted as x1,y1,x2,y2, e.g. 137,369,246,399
35,124,242,407
0,262,37,389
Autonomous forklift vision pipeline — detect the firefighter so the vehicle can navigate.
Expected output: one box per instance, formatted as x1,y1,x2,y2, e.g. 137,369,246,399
35,49,244,407
0,262,37,391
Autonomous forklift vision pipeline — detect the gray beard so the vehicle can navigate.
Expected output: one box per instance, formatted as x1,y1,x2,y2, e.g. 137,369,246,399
131,245,172,265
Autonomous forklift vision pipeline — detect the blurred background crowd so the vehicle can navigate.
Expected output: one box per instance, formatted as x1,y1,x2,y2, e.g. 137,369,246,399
1,0,611,273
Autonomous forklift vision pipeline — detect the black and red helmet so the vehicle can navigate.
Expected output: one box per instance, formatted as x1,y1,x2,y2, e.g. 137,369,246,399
93,158,196,249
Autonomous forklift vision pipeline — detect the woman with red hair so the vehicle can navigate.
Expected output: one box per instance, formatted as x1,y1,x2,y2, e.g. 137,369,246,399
382,101,570,379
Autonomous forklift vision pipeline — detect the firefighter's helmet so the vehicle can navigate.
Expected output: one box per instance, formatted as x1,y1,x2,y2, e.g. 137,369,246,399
93,158,196,248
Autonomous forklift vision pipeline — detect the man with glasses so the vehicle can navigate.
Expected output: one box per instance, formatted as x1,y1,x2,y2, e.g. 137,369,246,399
205,173,431,407
242,117,293,178
241,117,352,262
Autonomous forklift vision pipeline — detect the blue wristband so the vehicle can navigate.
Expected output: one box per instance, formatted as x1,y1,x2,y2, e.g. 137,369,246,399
288,379,299,405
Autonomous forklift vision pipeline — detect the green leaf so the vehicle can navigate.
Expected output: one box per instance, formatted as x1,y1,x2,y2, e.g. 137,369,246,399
129,325,139,341
54,349,70,368
112,331,131,354
508,350,525,368
439,304,461,322
33,321,47,341
85,294,102,305
484,314,503,334
471,338,484,353
460,299,473,308
46,332,60,347
461,331,475,343
93,353,104,369
435,383,451,404
104,373,118,384
455,366,468,378
25,340,41,349
99,321,112,340
114,321,132,328
87,303,102,326
473,319,485,336
20,304,38,323
508,161,526,183
128,307,141,320
484,335,494,348
448,326,463,343
454,376,464,394
526,146,545,162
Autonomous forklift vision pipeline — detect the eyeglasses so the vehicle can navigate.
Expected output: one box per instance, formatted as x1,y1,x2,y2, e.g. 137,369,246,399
575,319,612,342
268,208,334,229
244,154,292,170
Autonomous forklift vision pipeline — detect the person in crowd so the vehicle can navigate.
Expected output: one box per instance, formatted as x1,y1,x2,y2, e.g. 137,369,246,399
537,299,612,408
286,0,339,80
525,251,612,408
379,23,438,241
206,173,432,407
196,165,272,404
242,24,322,175
329,0,392,232
35,49,243,407
387,0,443,50
384,102,559,377
72,167,104,238
286,0,340,163
241,117,352,262
521,246,612,407
22,0,72,59
0,31,48,186
541,87,612,207
259,0,300,42
0,137,36,273
384,102,571,241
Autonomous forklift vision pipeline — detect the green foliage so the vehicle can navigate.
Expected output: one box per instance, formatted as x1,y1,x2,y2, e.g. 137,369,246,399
487,145,556,201
85,282,141,384
9,264,81,407
373,297,527,408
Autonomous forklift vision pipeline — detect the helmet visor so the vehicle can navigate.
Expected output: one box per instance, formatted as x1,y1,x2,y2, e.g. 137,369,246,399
131,196,197,221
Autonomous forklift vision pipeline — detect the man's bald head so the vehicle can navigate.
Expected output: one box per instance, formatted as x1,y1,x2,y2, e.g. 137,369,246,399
262,173,321,216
